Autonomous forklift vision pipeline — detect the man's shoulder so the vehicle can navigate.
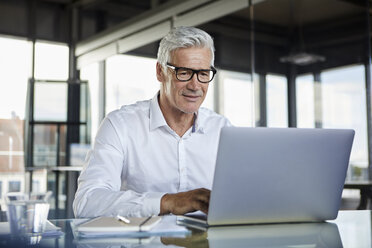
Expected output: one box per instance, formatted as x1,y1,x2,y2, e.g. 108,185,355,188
199,107,225,119
106,99,151,121
198,107,230,126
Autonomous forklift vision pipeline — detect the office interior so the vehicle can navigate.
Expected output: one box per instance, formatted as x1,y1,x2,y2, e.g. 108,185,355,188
0,0,371,219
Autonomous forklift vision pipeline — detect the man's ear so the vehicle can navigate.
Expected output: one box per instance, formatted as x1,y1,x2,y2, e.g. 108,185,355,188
156,62,166,83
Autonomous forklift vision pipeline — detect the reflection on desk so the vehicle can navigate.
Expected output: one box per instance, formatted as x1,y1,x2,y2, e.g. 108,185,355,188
208,222,341,247
162,222,341,248
0,210,370,247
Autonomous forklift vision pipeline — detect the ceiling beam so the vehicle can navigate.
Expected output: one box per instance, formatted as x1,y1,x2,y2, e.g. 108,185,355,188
93,2,145,18
76,0,267,68
174,0,249,27
69,0,109,9
75,0,212,56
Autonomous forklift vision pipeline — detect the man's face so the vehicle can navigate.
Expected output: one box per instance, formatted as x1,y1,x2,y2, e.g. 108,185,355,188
157,47,212,114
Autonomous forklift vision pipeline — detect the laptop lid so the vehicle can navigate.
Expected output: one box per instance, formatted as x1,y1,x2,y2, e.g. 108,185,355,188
207,127,354,226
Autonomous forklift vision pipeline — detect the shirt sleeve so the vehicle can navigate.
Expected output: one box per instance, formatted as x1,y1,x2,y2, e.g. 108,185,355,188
73,114,166,218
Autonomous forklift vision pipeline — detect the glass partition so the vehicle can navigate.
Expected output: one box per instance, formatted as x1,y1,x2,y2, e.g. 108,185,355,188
105,55,159,114
322,65,368,178
34,42,69,81
266,74,288,127
251,0,370,179
219,70,254,126
296,74,315,128
34,82,68,122
0,37,32,209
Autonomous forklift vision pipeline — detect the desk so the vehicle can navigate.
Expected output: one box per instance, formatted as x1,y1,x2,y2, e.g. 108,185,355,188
0,210,370,247
344,180,372,209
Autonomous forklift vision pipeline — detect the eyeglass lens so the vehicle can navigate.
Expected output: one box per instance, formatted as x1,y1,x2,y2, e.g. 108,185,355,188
176,68,213,83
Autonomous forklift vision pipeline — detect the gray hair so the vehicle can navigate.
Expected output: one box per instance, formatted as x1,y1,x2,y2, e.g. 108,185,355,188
157,26,215,68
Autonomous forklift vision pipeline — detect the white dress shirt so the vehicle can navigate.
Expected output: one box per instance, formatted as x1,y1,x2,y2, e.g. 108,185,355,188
73,93,231,218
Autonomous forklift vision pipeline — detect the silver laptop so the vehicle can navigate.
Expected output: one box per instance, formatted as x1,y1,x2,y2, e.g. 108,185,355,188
179,127,354,227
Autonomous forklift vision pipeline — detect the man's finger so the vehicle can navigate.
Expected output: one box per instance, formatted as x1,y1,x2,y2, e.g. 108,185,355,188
194,189,210,203
199,201,209,214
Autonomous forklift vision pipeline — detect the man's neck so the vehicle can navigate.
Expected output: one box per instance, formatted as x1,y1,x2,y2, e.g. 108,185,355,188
158,95,195,137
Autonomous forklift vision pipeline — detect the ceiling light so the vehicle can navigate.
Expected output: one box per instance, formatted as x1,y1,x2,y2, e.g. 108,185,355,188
280,52,326,66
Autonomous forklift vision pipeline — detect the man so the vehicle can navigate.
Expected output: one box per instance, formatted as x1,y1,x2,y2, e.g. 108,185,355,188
73,26,231,218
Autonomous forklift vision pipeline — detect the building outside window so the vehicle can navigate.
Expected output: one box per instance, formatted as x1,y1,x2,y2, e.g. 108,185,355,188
32,180,40,193
8,181,21,192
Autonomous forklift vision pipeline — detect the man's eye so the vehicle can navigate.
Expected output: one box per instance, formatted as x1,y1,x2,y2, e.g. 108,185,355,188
200,71,210,77
178,70,191,76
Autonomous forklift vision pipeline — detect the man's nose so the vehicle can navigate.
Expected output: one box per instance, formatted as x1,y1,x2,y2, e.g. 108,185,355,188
187,73,200,90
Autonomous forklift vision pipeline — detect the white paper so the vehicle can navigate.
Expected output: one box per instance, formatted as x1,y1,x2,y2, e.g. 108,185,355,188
72,215,190,238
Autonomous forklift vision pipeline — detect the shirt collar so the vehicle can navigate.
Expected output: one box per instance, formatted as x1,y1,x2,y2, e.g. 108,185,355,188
193,110,206,134
149,91,206,134
149,92,168,131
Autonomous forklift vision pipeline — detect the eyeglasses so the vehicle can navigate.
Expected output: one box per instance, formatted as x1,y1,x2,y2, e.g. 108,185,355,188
166,63,217,83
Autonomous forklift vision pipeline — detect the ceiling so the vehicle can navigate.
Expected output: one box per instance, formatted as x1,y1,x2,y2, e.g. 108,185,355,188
250,0,365,27
0,0,365,41
0,0,370,74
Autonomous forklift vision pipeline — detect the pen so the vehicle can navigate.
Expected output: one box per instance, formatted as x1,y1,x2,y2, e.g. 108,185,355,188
139,216,153,231
116,215,131,224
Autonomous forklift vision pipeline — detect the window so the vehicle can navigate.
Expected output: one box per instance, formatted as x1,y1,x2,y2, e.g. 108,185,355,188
32,180,40,193
80,63,100,141
34,41,69,81
0,37,32,119
266,74,288,127
219,70,254,126
321,65,368,175
105,55,159,114
34,82,68,121
8,181,21,192
296,74,315,128
0,36,72,217
0,36,32,198
201,78,215,111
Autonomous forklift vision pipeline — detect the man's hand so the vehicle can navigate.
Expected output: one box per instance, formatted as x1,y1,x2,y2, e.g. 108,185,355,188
159,188,210,215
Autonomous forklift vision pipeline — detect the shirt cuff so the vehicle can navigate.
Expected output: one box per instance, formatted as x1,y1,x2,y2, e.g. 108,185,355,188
142,192,167,216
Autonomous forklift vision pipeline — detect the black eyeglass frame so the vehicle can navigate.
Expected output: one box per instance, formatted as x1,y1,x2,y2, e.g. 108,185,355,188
166,63,217,83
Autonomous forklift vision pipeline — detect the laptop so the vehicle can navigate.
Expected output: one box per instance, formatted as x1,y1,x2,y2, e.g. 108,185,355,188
178,127,354,227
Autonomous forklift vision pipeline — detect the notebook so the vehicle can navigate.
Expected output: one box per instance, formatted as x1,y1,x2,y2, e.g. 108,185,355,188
72,215,190,239
179,127,354,227
76,216,162,232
